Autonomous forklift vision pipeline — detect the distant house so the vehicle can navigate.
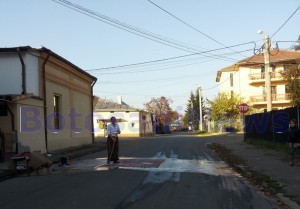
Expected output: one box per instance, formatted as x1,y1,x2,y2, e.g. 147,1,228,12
216,49,300,112
0,46,97,154
93,96,154,138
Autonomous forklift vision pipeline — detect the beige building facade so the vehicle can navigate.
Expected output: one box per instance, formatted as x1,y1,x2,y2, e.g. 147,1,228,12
216,50,300,112
0,46,97,154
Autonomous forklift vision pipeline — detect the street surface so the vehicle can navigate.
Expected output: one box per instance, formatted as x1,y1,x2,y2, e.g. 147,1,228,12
0,133,280,209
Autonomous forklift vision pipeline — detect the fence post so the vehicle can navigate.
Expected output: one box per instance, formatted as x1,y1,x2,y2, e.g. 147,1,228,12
0,129,5,162
297,105,299,128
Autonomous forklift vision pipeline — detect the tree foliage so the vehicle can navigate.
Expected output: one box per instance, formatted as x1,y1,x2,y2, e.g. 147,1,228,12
280,64,300,106
294,36,300,51
144,96,178,124
208,92,244,121
183,92,196,128
183,89,206,130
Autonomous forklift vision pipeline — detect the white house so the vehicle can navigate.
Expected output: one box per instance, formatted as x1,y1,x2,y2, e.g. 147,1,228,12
93,96,154,138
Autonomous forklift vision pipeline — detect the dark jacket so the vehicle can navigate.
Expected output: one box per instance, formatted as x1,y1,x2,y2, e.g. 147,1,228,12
288,126,299,143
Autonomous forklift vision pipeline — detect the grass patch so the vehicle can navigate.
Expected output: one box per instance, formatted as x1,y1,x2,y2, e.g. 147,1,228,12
197,131,224,136
197,131,210,136
246,139,290,154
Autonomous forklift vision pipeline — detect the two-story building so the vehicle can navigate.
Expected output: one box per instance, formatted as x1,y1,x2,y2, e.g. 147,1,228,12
216,49,300,112
0,46,97,154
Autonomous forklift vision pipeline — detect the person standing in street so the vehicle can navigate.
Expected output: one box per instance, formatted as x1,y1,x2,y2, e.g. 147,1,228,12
106,116,121,164
287,119,300,166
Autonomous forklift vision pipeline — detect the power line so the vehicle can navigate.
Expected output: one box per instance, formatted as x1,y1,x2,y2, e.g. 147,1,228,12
147,0,247,58
52,0,249,63
50,0,198,53
94,49,252,75
87,45,253,72
271,5,300,38
98,72,216,84
147,0,222,46
52,0,220,54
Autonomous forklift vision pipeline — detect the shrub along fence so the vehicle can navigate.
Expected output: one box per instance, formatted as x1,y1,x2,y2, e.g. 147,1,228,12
245,106,300,143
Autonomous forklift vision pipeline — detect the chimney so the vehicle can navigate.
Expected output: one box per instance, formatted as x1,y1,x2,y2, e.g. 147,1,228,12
117,96,122,105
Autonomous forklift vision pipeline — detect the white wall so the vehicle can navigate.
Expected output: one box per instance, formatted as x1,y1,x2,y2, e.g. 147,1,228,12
24,53,39,96
93,111,140,138
0,52,39,96
0,53,23,94
218,67,262,100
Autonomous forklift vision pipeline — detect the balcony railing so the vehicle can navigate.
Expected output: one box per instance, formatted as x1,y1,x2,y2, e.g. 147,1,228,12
250,93,291,103
248,72,282,80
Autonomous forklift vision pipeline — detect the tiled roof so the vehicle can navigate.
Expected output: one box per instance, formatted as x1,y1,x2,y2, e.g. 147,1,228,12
216,50,300,82
237,49,300,65
94,97,139,111
219,64,236,72
0,93,40,102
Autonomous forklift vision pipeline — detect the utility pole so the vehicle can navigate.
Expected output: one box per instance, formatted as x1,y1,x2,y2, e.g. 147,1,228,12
264,35,272,111
198,86,203,131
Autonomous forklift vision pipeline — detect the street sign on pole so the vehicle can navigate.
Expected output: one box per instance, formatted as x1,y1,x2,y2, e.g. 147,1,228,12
239,103,249,114
239,103,249,142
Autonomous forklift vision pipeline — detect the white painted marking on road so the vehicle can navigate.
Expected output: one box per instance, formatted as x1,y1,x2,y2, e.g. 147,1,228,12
63,155,237,177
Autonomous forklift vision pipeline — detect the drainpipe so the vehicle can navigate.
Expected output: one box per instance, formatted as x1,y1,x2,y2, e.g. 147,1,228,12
17,48,26,94
42,52,51,152
91,79,97,143
5,103,16,153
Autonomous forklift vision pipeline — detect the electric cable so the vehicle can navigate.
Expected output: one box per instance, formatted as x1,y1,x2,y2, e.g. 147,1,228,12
271,5,300,38
147,0,248,58
86,45,254,72
52,0,224,55
52,0,252,63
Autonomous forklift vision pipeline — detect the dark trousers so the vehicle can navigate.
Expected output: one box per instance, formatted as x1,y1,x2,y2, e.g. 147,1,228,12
107,136,119,162
289,143,300,163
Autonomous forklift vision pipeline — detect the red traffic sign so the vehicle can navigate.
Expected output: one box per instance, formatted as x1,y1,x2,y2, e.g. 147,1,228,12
239,103,249,113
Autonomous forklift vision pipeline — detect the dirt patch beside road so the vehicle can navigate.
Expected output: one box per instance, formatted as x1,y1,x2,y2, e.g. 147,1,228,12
207,142,290,209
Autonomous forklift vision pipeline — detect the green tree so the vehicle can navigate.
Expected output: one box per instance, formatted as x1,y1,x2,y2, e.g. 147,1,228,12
183,89,206,130
208,92,244,121
294,36,300,51
183,92,196,129
280,64,300,106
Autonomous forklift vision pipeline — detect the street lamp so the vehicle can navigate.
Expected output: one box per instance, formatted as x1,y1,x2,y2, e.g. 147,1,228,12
257,30,272,111
194,84,203,132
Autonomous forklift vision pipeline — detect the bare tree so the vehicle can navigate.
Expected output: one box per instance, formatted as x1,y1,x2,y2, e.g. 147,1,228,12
144,96,178,125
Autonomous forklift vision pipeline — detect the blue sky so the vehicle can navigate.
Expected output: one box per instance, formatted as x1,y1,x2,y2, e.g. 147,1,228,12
1,0,299,114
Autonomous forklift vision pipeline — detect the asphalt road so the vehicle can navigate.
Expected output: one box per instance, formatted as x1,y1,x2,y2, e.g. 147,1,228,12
0,132,280,209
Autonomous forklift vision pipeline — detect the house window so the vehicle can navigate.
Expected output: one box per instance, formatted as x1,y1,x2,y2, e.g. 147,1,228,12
261,66,265,79
230,73,233,87
271,86,276,94
271,86,276,100
285,85,291,93
262,86,266,101
53,95,61,129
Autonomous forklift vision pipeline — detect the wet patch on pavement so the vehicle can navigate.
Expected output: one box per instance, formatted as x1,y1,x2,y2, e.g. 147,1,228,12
56,156,238,177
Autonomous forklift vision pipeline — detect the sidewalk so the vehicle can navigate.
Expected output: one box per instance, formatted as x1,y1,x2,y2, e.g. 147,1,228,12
0,141,107,180
210,133,300,209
